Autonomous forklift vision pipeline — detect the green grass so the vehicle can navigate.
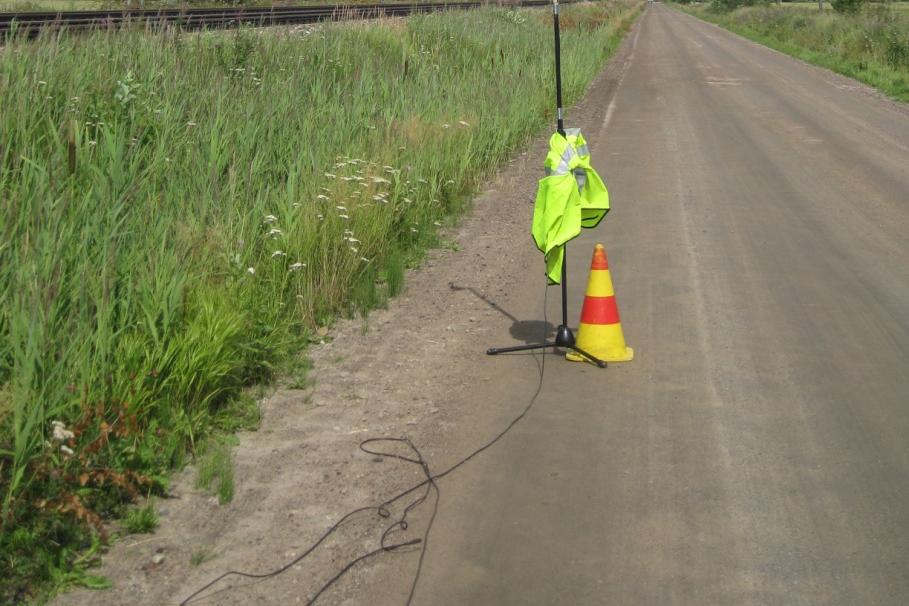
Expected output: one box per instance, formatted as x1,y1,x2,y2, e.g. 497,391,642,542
384,246,405,298
680,3,909,101
121,500,158,534
194,437,235,505
782,2,909,11
0,1,103,10
189,547,215,566
0,1,642,601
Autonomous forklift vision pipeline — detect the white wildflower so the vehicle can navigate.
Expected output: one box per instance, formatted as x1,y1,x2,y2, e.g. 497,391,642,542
51,421,74,443
371,176,391,184
317,213,324,220
458,120,469,127
264,214,278,223
335,205,347,211
339,214,350,220
360,257,370,263
247,267,256,274
187,121,197,127
289,262,306,271
446,180,455,185
292,203,301,208
347,237,361,244
433,221,442,227
60,445,74,457
324,172,336,179
317,194,329,200
350,247,359,254
268,228,283,237
271,250,287,258
442,123,450,129
410,228,419,233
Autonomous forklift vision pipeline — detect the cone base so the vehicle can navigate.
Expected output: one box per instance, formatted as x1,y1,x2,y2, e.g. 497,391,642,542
567,322,634,364
567,346,634,364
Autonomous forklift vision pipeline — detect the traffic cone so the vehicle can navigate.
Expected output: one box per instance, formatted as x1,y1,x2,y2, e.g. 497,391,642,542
566,243,633,363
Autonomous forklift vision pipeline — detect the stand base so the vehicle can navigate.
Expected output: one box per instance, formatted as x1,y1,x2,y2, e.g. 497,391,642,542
487,324,606,368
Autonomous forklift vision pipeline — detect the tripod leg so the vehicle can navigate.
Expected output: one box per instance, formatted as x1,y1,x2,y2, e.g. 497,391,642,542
487,342,556,356
568,345,607,368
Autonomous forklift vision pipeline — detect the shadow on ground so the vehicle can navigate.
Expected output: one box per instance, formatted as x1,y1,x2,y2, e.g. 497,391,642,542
449,282,554,344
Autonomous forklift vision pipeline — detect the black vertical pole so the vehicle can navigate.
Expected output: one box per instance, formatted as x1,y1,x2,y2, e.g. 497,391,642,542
553,0,565,137
485,0,605,366
553,0,570,333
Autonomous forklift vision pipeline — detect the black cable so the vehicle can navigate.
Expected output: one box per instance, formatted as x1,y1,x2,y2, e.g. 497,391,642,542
180,282,551,606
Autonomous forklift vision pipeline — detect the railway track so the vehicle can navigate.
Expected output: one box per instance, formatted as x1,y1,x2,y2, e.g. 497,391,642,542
0,1,555,38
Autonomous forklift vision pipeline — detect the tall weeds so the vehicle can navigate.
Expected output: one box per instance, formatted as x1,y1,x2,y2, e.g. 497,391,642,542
0,1,642,600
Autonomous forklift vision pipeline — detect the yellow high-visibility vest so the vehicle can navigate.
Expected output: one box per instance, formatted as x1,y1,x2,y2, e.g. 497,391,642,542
531,129,610,283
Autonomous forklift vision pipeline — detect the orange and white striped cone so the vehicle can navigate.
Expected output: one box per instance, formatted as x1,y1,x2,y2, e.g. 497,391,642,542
566,243,634,363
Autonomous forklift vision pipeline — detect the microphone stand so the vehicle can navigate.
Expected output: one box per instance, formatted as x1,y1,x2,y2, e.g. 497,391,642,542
486,0,606,368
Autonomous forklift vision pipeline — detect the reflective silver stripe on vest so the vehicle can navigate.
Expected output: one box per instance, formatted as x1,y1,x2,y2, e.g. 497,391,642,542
545,130,588,177
573,168,587,193
557,144,577,175
565,128,589,159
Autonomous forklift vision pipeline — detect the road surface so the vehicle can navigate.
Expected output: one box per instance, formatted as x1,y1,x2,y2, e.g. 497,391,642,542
395,5,909,605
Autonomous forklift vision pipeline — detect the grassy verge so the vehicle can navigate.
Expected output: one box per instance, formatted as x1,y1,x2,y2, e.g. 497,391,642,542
0,0,642,601
678,3,909,101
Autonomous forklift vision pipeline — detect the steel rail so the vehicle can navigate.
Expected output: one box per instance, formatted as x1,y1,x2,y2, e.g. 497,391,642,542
0,1,556,38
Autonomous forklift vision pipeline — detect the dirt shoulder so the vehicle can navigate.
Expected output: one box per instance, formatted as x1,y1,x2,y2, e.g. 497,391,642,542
53,19,639,606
